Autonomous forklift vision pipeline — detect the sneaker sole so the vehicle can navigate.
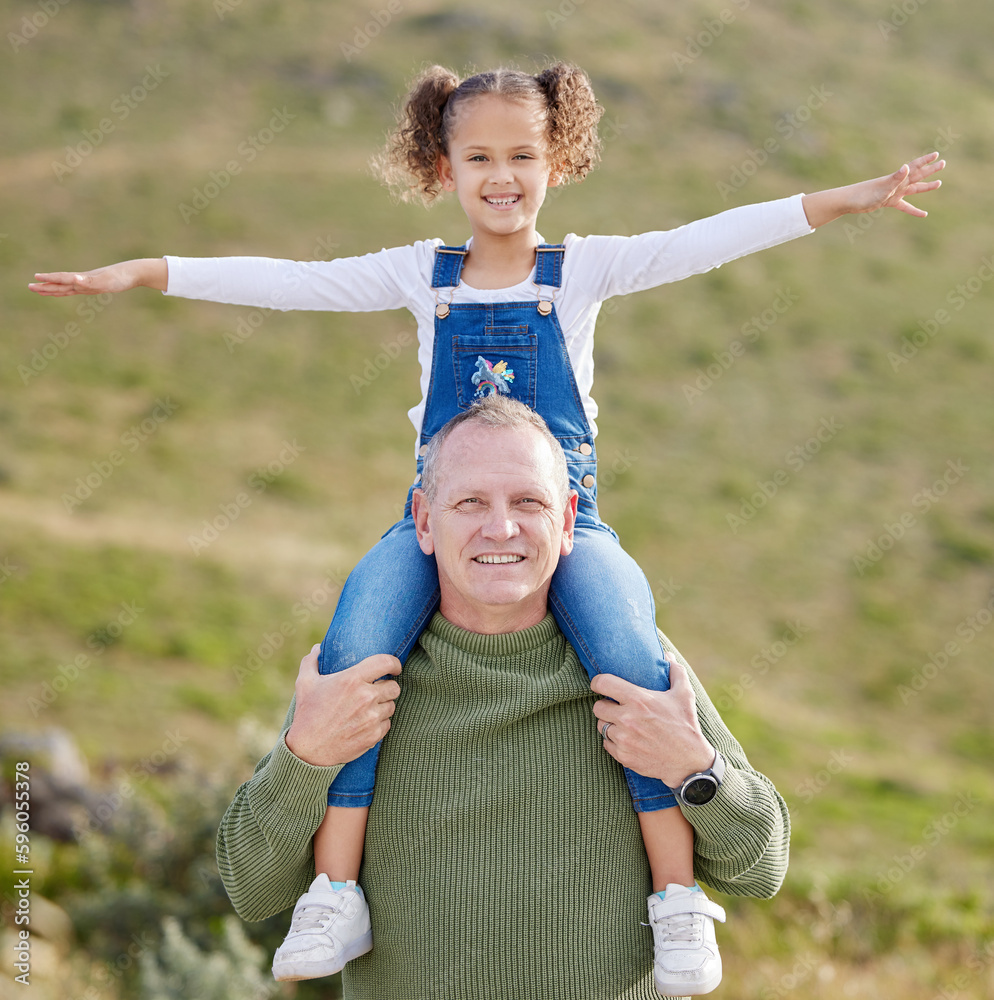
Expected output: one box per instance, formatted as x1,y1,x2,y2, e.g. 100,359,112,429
654,965,722,997
272,931,373,982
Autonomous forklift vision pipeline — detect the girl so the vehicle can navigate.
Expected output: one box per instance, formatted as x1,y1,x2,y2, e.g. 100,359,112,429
31,63,943,996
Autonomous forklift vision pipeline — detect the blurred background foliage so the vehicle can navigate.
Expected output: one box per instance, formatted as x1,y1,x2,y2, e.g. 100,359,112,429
1,0,992,997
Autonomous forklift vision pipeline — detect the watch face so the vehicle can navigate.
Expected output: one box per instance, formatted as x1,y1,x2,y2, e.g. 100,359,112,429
682,776,718,806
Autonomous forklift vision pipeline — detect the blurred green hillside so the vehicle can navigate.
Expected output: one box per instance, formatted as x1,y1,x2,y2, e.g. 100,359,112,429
1,0,993,997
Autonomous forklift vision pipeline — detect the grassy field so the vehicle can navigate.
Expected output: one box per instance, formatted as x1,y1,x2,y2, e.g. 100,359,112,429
2,0,993,997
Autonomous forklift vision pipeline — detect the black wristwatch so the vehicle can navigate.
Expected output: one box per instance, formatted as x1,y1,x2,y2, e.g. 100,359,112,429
677,751,725,807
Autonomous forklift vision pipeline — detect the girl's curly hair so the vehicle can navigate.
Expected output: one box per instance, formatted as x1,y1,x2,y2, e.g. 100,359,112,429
372,63,604,206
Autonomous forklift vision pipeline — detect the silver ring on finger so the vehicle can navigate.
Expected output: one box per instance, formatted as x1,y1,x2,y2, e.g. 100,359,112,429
601,722,614,743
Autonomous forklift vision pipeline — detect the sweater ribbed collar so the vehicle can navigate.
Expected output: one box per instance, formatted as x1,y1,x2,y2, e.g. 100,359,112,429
426,611,560,657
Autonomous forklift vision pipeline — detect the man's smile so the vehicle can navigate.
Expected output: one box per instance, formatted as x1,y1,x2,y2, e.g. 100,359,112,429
473,554,525,564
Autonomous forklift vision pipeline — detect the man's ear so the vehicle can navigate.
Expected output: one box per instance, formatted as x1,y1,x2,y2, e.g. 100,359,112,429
412,489,435,554
560,490,578,556
437,154,455,192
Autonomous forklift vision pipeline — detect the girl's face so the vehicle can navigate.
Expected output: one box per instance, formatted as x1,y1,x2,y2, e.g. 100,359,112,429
437,94,560,242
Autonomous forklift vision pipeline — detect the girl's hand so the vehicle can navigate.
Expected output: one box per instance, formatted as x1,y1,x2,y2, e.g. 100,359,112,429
801,152,945,228
29,258,168,296
849,151,945,217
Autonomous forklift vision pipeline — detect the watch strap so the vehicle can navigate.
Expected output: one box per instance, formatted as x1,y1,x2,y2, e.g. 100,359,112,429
709,749,725,783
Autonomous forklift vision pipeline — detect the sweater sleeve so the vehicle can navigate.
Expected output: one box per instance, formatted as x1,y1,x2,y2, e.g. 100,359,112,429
657,630,791,899
163,241,435,313
215,698,345,921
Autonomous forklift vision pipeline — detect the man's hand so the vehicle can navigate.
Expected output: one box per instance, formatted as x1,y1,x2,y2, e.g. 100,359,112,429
285,645,402,768
29,258,168,296
801,151,945,228
591,660,714,789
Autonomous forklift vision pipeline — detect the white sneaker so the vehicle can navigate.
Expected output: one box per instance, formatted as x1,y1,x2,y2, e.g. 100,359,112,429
647,883,726,996
272,875,373,982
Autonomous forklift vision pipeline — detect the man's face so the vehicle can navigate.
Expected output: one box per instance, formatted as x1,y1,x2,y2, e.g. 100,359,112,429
412,421,577,634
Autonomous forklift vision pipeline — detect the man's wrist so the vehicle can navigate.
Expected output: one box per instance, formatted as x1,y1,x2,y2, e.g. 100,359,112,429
662,741,716,788
284,725,331,767
676,748,725,807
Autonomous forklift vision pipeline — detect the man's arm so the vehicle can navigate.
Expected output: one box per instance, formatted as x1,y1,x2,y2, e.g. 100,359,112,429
668,643,790,899
591,631,790,899
216,698,342,920
216,646,402,920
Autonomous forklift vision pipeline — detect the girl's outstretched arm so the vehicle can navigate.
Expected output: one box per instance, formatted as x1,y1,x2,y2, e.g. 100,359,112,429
29,258,168,296
801,151,945,229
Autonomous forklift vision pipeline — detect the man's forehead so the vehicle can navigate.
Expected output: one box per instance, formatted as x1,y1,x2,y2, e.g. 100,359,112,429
436,422,559,493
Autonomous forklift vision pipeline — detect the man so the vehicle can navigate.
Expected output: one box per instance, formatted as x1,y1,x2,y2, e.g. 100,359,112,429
216,397,789,1000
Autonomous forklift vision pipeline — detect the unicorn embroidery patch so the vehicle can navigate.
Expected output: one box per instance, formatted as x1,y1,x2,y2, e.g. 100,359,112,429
472,356,515,398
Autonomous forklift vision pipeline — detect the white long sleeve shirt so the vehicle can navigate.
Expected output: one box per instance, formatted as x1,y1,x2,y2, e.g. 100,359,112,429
165,194,813,448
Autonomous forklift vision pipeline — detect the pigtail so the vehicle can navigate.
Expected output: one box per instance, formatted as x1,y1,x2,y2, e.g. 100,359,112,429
373,65,460,206
535,62,603,185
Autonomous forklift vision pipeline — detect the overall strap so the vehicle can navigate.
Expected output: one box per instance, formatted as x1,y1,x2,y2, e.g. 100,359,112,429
431,245,468,289
534,244,565,288
431,243,566,289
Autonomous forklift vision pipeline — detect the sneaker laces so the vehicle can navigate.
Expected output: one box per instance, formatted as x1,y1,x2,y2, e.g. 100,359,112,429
290,901,341,933
651,909,705,945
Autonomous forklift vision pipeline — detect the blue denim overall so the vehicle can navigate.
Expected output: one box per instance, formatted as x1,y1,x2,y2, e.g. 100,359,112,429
319,244,676,811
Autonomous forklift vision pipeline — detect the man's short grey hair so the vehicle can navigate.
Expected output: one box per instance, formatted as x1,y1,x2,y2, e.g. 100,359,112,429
420,396,571,508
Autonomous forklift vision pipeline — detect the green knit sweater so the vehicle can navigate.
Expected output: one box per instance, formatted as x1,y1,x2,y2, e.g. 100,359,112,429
217,614,790,1000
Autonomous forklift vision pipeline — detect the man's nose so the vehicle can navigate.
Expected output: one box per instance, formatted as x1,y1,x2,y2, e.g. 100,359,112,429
480,505,519,540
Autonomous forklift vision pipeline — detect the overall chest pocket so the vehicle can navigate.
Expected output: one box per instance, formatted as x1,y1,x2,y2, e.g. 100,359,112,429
452,330,538,410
